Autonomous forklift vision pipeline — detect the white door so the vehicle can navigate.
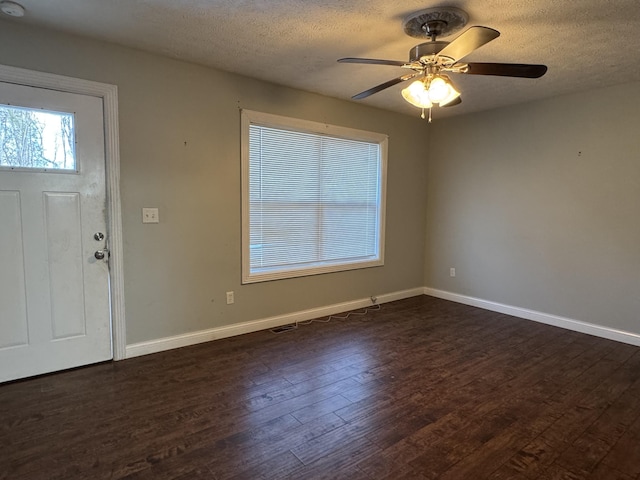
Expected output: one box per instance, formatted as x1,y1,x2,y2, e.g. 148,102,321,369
0,81,112,383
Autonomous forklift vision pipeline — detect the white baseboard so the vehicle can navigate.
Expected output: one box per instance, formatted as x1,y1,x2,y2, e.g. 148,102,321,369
424,287,640,347
125,287,424,358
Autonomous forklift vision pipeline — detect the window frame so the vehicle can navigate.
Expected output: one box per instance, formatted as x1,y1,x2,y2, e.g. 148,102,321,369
241,109,387,284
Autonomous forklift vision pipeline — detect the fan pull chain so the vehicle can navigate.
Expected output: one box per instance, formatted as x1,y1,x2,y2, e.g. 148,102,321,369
420,108,433,122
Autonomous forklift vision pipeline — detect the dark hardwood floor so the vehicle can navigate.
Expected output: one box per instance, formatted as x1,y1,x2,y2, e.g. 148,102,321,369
2,295,640,479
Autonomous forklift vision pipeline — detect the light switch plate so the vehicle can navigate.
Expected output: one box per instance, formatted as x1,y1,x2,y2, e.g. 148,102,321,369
142,207,159,224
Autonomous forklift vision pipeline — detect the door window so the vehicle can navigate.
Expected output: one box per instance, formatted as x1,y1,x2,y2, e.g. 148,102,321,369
0,104,76,172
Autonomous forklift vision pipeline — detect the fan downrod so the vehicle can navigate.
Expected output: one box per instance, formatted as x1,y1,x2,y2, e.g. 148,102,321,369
422,20,447,41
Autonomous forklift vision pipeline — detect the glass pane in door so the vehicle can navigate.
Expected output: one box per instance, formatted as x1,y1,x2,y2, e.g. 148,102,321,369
0,104,76,171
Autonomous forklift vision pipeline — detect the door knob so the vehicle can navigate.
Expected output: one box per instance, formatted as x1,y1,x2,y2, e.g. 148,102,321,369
94,249,109,260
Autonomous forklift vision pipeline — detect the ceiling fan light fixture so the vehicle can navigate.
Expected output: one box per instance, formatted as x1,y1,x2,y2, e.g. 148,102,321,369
438,89,460,107
340,7,547,120
401,79,433,108
426,76,450,103
401,75,460,110
434,75,461,106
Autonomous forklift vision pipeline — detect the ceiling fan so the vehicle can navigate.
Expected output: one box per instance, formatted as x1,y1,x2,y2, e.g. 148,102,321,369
338,7,547,120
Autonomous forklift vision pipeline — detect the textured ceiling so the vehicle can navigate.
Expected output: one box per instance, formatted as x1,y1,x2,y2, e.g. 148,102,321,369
3,0,640,119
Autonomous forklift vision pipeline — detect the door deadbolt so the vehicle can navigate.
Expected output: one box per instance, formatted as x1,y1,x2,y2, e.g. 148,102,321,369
94,232,105,241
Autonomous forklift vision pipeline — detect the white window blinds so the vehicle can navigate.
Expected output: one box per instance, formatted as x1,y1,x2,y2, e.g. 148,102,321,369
242,111,387,283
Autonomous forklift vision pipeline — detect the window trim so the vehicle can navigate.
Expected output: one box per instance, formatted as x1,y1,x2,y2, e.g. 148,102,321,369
241,109,387,284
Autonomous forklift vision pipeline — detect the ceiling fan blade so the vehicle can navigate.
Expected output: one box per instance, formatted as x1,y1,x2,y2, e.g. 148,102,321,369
464,62,548,78
437,26,500,62
352,73,418,100
442,96,462,107
338,57,407,67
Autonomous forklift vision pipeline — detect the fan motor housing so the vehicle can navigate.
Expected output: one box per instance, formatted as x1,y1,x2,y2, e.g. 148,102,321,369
410,42,454,65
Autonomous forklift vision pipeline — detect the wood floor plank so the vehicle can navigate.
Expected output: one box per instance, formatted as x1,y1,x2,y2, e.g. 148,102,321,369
600,413,640,478
553,380,640,476
356,321,606,478
2,296,640,479
206,412,345,478
535,464,585,479
586,462,634,480
488,463,532,479
499,345,637,479
225,450,303,480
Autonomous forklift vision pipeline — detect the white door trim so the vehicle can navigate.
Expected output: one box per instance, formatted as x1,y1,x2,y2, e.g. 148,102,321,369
0,64,126,360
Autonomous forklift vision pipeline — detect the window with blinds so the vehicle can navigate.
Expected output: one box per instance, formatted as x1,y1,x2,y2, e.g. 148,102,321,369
241,110,387,283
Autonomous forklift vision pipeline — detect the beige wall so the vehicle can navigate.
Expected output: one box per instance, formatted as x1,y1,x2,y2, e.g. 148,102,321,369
3,18,637,347
0,21,429,344
424,83,640,334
